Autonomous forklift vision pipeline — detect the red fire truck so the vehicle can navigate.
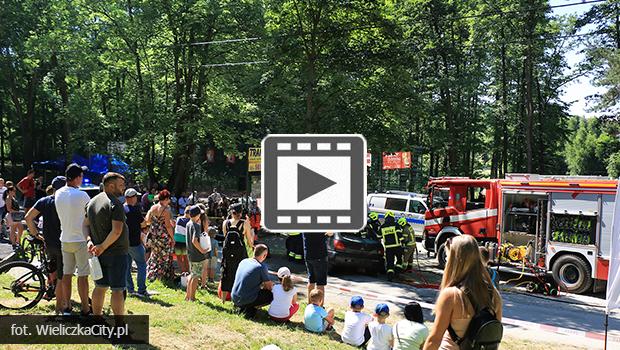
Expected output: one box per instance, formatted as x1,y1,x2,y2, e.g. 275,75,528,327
423,174,617,294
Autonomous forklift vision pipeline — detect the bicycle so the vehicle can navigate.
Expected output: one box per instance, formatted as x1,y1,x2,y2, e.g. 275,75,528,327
18,233,42,263
0,237,55,309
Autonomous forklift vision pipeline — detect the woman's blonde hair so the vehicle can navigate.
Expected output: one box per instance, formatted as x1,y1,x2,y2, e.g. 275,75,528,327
441,235,495,311
280,275,294,292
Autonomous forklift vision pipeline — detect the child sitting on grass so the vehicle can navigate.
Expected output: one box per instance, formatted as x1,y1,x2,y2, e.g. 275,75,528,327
268,266,299,322
367,303,393,350
341,295,373,347
393,302,428,350
303,288,335,333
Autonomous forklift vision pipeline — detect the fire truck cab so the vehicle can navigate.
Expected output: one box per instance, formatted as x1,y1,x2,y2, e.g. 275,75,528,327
423,174,616,294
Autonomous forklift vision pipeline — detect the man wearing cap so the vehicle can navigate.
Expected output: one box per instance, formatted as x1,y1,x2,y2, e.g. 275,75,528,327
231,244,274,318
55,163,92,315
185,204,209,301
124,188,148,297
85,172,129,316
25,176,68,315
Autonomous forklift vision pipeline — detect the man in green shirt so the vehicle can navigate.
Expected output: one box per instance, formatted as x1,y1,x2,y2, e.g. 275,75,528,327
86,172,129,316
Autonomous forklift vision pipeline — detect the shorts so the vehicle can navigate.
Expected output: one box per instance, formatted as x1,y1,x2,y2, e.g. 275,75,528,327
189,260,204,277
24,197,36,209
205,256,217,271
174,242,187,256
95,254,129,291
269,302,300,322
45,246,64,280
305,257,328,286
61,241,90,277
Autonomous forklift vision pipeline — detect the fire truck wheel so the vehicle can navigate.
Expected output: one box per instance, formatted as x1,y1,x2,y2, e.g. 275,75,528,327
437,243,448,269
552,254,593,294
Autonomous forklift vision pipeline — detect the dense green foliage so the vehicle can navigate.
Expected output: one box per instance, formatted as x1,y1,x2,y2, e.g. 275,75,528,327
0,0,617,193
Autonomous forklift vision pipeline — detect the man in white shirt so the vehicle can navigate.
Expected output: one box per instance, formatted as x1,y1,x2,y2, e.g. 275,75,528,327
55,163,92,315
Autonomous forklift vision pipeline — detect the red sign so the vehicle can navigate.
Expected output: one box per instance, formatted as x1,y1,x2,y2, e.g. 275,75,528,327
382,152,411,170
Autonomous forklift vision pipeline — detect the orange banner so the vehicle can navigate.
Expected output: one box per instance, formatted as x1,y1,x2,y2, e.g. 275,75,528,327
382,152,411,170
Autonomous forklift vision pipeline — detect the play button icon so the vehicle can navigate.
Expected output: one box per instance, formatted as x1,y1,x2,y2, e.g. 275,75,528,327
262,134,367,232
297,164,336,203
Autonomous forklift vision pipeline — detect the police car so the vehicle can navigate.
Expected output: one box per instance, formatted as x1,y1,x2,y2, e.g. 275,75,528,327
366,191,428,240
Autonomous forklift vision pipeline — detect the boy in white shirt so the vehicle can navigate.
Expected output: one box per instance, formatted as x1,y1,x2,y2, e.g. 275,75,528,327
341,295,373,347
367,303,394,350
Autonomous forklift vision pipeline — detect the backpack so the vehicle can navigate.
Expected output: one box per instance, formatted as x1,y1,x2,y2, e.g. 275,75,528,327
448,289,503,350
222,220,247,262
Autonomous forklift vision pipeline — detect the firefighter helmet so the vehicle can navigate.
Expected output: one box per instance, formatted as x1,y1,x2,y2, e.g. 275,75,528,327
398,217,407,226
368,212,379,221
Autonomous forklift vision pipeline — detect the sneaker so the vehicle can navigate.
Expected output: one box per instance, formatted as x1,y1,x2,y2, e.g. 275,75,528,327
62,308,72,316
135,291,151,298
80,308,92,317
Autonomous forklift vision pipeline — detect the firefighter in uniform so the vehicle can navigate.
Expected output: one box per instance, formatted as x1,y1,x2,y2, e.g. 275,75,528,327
380,211,404,281
398,217,417,272
364,212,381,240
286,231,304,262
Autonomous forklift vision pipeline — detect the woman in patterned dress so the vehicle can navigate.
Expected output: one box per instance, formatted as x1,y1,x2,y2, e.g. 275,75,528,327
145,189,175,282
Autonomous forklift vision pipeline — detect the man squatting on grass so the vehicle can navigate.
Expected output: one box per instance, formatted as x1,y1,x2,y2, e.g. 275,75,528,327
85,172,129,316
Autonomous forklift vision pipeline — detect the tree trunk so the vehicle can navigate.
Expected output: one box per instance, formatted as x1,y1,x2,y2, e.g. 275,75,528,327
524,0,535,173
51,54,70,161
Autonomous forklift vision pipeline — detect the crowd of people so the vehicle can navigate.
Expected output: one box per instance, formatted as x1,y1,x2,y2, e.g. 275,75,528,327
1,164,503,349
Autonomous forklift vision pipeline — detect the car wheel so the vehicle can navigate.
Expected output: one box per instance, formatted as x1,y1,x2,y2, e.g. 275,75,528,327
552,254,593,294
437,242,448,269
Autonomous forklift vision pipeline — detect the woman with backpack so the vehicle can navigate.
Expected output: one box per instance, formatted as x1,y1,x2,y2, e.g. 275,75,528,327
423,235,503,350
219,203,254,302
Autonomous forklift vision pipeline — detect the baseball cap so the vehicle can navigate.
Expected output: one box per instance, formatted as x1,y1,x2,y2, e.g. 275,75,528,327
277,267,291,278
65,163,88,180
124,188,141,197
350,296,364,308
375,303,390,316
188,204,204,217
51,176,66,190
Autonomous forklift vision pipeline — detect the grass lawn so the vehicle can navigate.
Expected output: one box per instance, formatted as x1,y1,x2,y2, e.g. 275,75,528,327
0,274,588,350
